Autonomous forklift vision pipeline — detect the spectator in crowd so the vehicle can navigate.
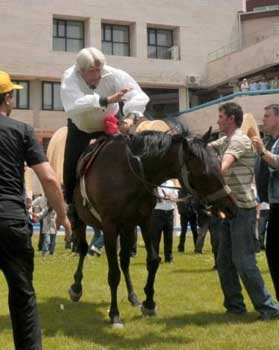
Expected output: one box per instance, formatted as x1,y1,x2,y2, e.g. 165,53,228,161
0,71,71,350
32,194,47,251
252,104,279,301
258,77,269,91
249,80,258,91
210,102,279,319
36,202,58,257
240,78,249,92
60,47,149,228
150,180,177,263
88,227,104,256
177,190,198,253
270,76,279,90
195,213,222,270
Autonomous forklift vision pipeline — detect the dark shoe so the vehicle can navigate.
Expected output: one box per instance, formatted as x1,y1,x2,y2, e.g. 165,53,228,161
259,310,279,321
177,246,184,253
226,309,247,316
165,257,173,264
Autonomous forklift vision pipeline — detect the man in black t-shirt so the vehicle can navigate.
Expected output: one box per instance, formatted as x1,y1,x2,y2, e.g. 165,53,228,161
0,71,71,350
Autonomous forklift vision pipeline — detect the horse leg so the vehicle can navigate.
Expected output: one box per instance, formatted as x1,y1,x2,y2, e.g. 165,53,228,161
119,228,141,307
68,223,87,302
103,224,123,328
140,221,161,316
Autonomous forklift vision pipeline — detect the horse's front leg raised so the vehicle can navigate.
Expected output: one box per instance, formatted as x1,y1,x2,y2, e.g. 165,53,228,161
103,222,123,328
140,221,161,316
68,223,87,302
119,228,141,307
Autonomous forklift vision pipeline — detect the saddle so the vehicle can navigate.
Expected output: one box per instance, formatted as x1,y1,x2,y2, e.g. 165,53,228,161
76,137,108,179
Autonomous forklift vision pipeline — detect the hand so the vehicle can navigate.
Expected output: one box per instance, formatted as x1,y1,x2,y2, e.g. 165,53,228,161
56,215,72,242
107,88,131,104
251,136,264,154
119,118,134,133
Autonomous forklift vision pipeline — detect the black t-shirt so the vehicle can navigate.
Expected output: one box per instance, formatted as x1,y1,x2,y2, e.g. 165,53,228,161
0,115,47,219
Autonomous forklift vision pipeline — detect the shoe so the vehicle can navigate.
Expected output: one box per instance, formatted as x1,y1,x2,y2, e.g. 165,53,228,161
89,245,102,256
165,257,173,264
177,246,184,253
259,310,279,321
226,309,247,315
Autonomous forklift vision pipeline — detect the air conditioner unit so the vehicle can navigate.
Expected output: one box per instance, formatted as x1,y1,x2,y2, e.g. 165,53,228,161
186,75,201,86
169,45,179,60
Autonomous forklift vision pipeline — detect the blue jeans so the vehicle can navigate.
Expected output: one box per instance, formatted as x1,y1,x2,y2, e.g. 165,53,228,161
42,233,57,255
217,207,278,316
89,228,104,250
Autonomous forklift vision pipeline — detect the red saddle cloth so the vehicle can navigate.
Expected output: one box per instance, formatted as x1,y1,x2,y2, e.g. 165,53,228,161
76,137,108,178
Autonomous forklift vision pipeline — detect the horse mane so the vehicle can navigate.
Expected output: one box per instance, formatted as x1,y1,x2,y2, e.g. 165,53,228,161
188,136,217,173
128,131,173,159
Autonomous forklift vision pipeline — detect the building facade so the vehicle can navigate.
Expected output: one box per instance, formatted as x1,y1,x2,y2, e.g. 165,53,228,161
0,0,243,139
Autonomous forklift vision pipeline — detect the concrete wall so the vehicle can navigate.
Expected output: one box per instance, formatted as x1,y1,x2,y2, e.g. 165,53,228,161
178,92,279,134
206,35,279,87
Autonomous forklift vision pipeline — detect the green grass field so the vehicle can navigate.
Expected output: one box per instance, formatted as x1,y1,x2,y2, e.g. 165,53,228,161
1,233,279,350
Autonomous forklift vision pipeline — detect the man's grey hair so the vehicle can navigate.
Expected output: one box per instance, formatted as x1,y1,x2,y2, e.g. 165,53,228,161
76,47,106,71
265,104,279,116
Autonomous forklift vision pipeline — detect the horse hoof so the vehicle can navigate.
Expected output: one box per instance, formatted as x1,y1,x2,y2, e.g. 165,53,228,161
68,287,82,302
110,315,124,329
112,322,124,329
141,304,157,316
128,294,142,307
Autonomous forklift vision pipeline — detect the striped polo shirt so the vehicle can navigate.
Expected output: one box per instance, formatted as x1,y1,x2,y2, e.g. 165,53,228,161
210,128,256,208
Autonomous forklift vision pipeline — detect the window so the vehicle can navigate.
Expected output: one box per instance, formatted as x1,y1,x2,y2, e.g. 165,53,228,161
53,19,84,52
42,82,64,111
12,80,29,109
102,23,130,56
147,28,173,59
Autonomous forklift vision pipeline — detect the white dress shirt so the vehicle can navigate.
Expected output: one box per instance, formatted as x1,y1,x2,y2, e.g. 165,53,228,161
155,180,178,211
60,64,149,133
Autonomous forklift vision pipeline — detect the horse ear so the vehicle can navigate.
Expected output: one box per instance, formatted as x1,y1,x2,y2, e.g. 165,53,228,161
202,127,212,143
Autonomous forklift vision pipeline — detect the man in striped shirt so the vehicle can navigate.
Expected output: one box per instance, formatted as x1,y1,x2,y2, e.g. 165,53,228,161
210,102,279,320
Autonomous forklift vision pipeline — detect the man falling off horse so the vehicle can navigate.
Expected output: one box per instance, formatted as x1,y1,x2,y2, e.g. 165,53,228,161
60,47,150,226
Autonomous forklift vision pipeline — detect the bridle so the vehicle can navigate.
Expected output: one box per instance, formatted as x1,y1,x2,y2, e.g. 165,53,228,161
177,145,232,204
126,142,231,205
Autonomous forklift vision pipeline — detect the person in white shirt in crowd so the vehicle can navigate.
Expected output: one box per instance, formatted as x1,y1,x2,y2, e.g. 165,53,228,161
240,78,249,92
60,47,149,226
150,179,177,263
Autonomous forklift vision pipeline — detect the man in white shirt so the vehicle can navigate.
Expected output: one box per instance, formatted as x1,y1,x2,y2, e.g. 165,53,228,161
150,180,177,263
60,47,149,209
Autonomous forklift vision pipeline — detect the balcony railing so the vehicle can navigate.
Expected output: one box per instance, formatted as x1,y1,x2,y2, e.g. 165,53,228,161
174,88,279,117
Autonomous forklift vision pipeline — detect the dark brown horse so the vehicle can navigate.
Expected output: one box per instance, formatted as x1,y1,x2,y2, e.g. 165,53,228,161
68,129,236,328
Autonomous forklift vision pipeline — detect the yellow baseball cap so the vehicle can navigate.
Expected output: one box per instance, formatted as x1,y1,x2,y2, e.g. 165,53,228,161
0,71,23,94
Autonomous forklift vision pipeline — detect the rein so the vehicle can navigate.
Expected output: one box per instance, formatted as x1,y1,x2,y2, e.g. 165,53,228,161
126,144,191,203
126,142,232,205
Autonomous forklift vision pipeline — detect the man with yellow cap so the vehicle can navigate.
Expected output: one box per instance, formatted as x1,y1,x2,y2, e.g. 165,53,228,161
0,71,71,350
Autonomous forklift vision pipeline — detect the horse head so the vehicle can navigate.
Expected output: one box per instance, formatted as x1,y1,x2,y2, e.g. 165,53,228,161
175,128,237,219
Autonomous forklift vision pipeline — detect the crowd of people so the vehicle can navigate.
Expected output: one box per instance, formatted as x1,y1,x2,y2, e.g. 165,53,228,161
240,76,279,92
1,45,279,350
